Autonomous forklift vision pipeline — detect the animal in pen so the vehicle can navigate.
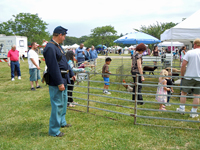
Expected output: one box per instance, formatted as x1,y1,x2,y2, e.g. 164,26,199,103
143,66,158,75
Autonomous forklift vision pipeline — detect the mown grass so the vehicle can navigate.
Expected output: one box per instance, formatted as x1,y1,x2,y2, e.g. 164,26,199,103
0,58,200,150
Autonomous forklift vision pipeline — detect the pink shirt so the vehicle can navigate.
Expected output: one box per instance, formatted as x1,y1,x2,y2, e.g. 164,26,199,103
7,50,19,61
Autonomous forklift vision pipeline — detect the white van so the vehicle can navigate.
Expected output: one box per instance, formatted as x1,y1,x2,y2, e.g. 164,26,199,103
0,35,28,58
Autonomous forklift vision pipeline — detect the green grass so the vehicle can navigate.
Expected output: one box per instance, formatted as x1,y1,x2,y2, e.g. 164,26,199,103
0,58,200,150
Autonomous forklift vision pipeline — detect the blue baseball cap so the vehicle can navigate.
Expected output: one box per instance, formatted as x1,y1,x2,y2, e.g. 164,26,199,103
53,26,68,34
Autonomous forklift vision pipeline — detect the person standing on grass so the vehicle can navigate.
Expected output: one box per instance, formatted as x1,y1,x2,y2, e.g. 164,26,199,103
150,45,160,66
75,43,86,66
102,57,112,94
156,70,171,110
43,26,76,137
89,45,98,65
176,38,200,118
7,45,21,81
165,72,174,106
85,47,90,61
66,50,87,107
28,42,42,91
131,43,146,105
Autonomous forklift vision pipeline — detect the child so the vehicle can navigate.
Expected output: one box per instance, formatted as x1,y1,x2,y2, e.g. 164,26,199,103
156,70,171,110
102,57,112,94
165,72,174,106
78,61,95,71
66,51,86,107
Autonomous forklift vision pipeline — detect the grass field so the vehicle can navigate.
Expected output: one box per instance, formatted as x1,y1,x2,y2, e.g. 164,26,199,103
0,58,200,150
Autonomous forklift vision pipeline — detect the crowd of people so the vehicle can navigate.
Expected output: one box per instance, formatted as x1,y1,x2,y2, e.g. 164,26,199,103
6,25,200,137
123,39,200,118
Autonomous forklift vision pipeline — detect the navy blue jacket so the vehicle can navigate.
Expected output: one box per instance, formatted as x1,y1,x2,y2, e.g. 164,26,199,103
43,39,74,86
85,51,90,60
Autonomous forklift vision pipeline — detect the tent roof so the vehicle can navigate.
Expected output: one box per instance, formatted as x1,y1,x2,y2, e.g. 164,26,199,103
161,9,200,41
174,9,200,28
158,41,184,47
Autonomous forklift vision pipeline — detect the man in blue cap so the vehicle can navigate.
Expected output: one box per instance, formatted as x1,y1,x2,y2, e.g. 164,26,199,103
75,43,86,66
43,26,76,137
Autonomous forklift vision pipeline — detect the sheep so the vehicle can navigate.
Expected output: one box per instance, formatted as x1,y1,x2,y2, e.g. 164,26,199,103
165,67,180,73
165,67,180,76
143,66,158,75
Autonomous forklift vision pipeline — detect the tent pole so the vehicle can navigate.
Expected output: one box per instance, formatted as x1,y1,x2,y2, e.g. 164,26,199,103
170,28,173,73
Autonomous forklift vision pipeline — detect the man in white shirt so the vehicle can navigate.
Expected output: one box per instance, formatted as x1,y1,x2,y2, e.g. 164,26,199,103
177,38,200,118
28,42,41,91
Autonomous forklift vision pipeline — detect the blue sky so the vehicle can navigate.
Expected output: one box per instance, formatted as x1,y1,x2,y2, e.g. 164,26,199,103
0,0,200,37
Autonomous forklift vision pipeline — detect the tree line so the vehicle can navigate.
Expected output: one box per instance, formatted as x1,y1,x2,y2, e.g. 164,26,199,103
0,13,177,48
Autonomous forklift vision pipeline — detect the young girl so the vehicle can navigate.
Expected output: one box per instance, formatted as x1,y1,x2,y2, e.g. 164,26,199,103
66,51,86,107
156,70,171,110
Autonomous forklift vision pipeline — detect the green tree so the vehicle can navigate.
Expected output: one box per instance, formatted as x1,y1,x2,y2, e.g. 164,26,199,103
137,21,177,49
90,25,117,49
0,13,50,45
138,21,177,40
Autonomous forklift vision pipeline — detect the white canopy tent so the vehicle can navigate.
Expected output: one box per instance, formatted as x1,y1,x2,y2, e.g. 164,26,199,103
158,41,184,47
161,9,200,44
70,43,79,49
160,9,200,70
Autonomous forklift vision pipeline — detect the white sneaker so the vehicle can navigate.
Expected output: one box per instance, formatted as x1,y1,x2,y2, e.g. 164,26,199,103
11,78,15,81
18,76,21,80
190,110,199,118
104,91,111,94
190,113,199,118
176,108,185,115
165,104,171,106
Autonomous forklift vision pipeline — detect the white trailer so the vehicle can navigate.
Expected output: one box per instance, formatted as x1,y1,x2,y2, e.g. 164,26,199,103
0,35,28,59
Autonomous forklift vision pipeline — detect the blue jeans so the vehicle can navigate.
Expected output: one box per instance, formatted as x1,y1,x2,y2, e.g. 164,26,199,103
49,85,68,136
11,61,21,78
77,57,85,66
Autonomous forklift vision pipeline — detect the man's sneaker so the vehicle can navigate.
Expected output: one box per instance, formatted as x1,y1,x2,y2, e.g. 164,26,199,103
190,110,199,118
31,87,36,91
104,91,111,94
11,78,15,81
176,108,185,115
36,85,42,89
18,76,21,80
190,113,199,118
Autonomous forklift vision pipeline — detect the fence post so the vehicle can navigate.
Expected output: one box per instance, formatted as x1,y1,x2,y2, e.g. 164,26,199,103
87,72,90,113
94,59,96,76
134,74,138,125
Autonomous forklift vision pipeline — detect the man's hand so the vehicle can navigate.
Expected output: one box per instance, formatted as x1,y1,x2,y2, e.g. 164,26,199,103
72,76,76,81
8,63,10,67
37,66,41,70
82,51,85,55
58,84,65,91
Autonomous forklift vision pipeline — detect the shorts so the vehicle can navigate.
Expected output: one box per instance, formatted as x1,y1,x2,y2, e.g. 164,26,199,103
181,78,200,94
103,77,110,85
29,68,41,81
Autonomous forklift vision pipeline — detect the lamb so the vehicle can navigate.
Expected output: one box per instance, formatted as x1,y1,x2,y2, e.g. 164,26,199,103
165,67,180,76
143,66,158,75
165,67,180,73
